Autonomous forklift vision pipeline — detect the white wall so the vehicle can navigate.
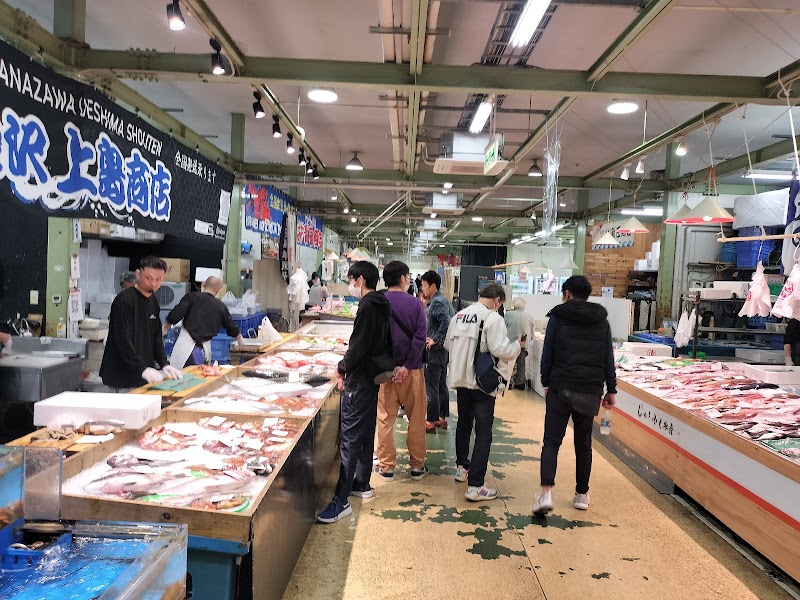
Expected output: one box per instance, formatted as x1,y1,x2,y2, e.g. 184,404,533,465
382,254,439,276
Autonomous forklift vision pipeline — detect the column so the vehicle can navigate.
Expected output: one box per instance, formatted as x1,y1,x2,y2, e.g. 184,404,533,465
45,218,79,337
224,113,245,296
54,0,86,43
574,190,588,274
656,142,681,324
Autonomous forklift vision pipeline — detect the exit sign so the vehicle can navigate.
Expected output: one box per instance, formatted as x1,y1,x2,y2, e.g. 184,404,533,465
484,138,499,174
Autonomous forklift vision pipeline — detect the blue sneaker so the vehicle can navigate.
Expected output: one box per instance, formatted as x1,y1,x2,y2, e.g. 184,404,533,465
316,497,352,523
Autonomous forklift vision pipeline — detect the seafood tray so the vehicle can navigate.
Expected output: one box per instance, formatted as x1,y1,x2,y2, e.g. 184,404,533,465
59,410,311,543
256,350,343,375
177,381,332,417
296,321,355,337
278,336,348,353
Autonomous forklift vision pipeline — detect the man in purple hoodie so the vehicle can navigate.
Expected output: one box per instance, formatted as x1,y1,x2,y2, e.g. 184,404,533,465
376,260,429,480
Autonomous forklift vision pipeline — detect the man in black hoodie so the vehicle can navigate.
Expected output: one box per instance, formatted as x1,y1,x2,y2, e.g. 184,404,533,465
317,260,393,524
533,275,616,517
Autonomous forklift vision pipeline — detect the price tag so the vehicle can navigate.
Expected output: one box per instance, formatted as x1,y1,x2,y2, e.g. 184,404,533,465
271,429,289,437
206,416,227,427
245,439,264,450
160,434,180,446
262,418,280,426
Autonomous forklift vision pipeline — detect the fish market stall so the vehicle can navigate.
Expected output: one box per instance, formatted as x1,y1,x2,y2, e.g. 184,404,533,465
58,409,317,600
277,336,349,353
131,364,240,405
295,320,356,337
0,446,188,600
604,359,800,581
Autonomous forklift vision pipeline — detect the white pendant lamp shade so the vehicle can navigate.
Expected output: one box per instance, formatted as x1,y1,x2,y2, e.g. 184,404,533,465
617,216,649,234
596,232,620,247
681,197,734,224
663,204,692,224
560,258,579,270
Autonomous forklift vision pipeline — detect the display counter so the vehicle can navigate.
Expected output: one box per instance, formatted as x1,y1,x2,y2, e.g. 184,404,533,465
609,376,800,582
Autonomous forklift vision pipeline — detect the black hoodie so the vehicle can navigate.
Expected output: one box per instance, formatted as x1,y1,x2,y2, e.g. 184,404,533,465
541,299,616,396
337,290,393,390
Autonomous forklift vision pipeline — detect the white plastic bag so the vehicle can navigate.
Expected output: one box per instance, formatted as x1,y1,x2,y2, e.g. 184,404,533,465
674,310,690,348
241,289,259,308
221,291,238,307
772,264,800,318
739,262,772,318
257,316,283,343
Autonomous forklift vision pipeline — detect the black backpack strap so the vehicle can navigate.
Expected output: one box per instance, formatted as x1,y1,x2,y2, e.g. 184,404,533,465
391,311,415,341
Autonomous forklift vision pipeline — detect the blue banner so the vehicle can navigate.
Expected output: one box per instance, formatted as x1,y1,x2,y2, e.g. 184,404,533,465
243,184,293,238
297,213,323,250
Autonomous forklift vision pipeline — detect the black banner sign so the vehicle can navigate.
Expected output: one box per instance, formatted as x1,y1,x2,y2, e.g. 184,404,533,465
0,39,233,244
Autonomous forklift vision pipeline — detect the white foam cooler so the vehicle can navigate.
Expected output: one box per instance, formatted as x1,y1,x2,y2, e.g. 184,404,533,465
34,392,162,430
621,342,673,357
737,365,800,385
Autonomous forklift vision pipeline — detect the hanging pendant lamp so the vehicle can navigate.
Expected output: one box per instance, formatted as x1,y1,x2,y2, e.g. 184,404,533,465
663,204,692,224
560,258,579,270
617,216,649,234
596,231,621,247
681,197,734,224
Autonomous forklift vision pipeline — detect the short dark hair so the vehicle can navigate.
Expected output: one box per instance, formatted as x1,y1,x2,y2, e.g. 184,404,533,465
140,256,168,272
479,282,506,302
562,275,592,300
383,260,409,288
119,272,137,287
420,270,441,290
348,261,379,290
311,273,319,281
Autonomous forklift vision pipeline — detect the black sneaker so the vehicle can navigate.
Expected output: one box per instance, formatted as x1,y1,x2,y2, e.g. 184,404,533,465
409,466,429,481
316,497,352,523
350,484,375,498
375,466,394,479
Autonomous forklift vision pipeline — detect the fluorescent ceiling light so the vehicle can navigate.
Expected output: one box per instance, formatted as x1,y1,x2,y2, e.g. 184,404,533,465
675,140,687,156
569,239,575,245
621,207,663,216
510,238,520,244
308,87,338,103
439,244,445,248
331,192,338,201
743,169,798,181
387,242,393,246
346,152,364,171
430,212,437,219
607,99,639,115
559,202,566,207
386,238,390,241
471,216,483,222
443,182,453,189
469,101,493,134
510,0,553,48
166,1,186,30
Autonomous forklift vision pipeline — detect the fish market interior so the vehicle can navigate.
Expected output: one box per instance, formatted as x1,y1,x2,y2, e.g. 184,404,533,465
1,0,800,598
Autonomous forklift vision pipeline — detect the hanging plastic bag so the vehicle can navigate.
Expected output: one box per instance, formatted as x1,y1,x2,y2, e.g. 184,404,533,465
674,310,690,348
221,291,238,307
257,316,283,343
739,262,772,318
772,263,800,318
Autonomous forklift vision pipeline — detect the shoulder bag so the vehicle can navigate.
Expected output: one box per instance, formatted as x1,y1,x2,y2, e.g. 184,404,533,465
474,320,505,394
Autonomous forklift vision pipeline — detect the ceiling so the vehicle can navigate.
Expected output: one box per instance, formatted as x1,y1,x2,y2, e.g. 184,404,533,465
4,0,800,255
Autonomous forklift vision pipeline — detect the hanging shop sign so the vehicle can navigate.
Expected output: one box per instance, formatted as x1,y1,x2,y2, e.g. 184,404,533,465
297,214,323,250
0,39,233,244
590,222,634,250
244,184,293,238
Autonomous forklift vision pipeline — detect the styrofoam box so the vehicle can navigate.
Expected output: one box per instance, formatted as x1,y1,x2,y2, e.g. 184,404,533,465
34,392,161,430
634,259,649,271
737,364,800,385
621,342,673,357
689,287,732,300
713,281,749,298
735,349,784,364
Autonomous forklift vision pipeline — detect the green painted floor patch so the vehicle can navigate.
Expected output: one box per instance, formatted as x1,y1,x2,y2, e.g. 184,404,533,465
622,557,640,562
507,513,603,530
591,572,611,580
457,527,526,560
537,538,552,545
375,509,423,522
430,506,498,528
398,498,427,507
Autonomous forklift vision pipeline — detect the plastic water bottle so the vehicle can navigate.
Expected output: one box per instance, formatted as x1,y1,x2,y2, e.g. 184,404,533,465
600,410,612,436
56,318,67,339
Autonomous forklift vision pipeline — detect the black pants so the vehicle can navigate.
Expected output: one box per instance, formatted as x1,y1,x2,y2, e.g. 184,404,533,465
455,388,496,488
425,361,449,422
540,389,594,494
334,384,378,501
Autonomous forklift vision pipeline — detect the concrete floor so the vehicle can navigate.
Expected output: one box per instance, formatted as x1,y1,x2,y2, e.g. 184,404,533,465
283,389,794,600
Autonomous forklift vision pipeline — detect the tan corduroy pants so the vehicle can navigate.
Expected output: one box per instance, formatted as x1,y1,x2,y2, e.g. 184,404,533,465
377,369,427,470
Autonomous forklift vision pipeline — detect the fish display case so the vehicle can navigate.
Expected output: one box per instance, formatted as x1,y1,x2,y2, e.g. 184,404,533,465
295,320,356,337
58,409,317,600
277,335,349,353
603,360,800,582
0,447,188,600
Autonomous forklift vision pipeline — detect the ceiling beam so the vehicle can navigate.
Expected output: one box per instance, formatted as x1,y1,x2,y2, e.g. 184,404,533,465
75,50,799,105
405,0,429,177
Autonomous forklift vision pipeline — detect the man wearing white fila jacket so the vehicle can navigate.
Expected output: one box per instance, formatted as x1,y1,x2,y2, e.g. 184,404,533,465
445,283,520,502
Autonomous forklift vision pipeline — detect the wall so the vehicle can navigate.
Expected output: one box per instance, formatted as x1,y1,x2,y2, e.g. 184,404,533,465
0,197,48,324
382,254,439,277
239,205,263,272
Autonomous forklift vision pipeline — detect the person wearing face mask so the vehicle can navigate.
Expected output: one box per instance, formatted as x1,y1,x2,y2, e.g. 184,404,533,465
100,256,183,392
445,283,520,502
317,260,393,524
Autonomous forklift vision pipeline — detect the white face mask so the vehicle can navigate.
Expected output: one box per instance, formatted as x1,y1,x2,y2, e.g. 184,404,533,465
348,280,361,298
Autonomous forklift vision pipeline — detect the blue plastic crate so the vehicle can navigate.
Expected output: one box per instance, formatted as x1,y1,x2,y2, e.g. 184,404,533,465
230,311,267,338
631,333,676,345
211,334,233,364
719,242,736,263
746,315,780,329
736,240,777,268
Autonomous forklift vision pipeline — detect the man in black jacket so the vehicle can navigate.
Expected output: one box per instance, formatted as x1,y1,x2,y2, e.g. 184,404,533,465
100,256,183,391
163,276,244,368
317,261,393,524
533,275,616,517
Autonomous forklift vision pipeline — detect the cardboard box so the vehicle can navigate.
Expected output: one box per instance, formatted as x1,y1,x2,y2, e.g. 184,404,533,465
79,219,111,236
713,281,749,298
161,258,190,282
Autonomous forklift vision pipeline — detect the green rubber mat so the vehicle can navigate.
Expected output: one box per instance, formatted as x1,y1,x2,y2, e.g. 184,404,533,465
149,373,204,391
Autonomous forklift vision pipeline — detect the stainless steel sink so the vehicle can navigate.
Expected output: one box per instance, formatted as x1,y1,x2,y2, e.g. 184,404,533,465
10,337,88,359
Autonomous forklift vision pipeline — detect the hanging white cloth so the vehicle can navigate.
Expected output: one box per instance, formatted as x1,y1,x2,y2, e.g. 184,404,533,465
288,268,310,307
772,263,800,318
321,259,334,281
169,328,211,369
739,262,772,318
674,310,691,348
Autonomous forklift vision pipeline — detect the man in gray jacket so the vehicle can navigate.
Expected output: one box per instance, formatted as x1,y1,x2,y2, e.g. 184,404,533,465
420,271,455,433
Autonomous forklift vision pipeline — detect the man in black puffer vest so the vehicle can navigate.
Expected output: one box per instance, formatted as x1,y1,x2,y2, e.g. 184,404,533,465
533,275,616,517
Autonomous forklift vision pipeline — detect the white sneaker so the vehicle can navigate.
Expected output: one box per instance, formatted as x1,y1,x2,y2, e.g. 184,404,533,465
465,486,498,502
454,465,468,482
532,490,554,516
372,453,379,467
573,492,590,510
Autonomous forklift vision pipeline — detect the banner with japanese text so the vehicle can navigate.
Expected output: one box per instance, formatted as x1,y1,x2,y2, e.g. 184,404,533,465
297,213,323,250
0,39,233,244
243,184,293,238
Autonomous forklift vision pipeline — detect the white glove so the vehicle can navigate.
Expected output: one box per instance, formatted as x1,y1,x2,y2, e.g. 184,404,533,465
1,337,11,356
786,356,794,367
142,367,164,384
162,365,184,380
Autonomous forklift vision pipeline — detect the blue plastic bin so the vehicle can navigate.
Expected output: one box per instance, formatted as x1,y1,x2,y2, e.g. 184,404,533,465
746,315,780,329
211,334,233,364
230,311,267,338
735,226,781,268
